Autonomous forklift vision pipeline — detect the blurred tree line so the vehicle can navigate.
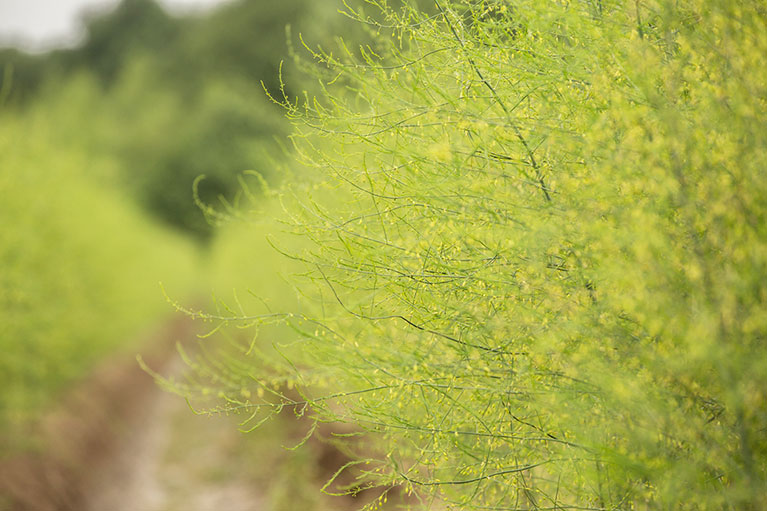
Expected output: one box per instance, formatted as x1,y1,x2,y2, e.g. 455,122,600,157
0,0,365,239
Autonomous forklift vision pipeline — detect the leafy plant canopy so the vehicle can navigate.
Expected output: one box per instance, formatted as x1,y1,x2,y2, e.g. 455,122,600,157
176,1,767,509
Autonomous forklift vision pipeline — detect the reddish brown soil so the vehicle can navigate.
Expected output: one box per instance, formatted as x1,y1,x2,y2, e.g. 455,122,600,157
0,316,190,511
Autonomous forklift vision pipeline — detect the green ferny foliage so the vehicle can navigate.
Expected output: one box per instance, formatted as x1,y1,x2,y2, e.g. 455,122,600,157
183,1,766,509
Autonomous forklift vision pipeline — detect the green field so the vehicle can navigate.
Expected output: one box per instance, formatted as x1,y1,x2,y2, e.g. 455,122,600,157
2,1,765,510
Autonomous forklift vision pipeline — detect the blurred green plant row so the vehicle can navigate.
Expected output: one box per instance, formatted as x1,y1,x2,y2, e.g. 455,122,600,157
0,108,199,448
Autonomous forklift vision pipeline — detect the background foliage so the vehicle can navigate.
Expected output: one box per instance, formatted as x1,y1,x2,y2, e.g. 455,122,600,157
1,0,358,238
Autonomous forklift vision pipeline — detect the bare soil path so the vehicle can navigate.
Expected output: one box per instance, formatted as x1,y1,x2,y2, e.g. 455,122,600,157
82,356,265,511
1,317,265,511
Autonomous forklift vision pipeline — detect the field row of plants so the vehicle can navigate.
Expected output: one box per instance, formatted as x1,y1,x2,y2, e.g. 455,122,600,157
177,1,767,510
0,103,200,451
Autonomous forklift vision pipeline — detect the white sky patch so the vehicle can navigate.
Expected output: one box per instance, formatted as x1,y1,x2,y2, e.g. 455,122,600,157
0,0,229,52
